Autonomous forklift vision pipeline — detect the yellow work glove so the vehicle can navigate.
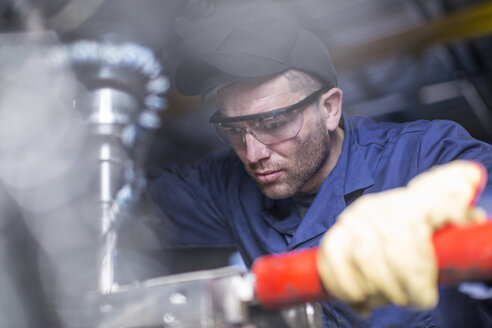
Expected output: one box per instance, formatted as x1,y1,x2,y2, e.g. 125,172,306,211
317,160,487,315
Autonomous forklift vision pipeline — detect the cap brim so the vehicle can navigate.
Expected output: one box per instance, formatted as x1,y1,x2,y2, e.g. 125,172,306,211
175,52,288,96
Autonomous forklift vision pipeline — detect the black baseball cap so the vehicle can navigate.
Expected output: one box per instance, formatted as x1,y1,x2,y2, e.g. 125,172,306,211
174,16,338,96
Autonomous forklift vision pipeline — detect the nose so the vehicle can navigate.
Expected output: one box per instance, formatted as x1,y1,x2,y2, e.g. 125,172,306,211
244,132,270,164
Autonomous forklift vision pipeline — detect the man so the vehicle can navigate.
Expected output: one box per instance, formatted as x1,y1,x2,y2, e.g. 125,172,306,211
148,16,492,327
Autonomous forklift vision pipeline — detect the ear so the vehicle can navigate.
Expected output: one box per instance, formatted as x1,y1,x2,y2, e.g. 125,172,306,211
319,87,343,131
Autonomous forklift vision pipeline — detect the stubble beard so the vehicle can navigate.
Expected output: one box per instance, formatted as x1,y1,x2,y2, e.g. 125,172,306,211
251,127,331,199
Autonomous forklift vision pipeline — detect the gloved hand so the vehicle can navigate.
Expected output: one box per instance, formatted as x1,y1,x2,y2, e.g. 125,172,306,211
317,160,487,315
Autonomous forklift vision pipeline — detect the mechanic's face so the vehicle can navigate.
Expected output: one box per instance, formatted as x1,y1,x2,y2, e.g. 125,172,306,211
218,74,343,199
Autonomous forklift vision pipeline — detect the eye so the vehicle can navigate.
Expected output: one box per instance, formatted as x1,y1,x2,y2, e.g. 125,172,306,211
257,115,289,132
264,121,286,130
222,125,243,135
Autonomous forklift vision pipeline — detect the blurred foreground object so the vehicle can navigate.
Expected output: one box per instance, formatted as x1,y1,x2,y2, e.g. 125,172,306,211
0,2,323,327
0,1,169,326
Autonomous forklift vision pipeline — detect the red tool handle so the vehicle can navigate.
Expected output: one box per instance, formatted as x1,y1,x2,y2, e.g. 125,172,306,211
252,221,492,309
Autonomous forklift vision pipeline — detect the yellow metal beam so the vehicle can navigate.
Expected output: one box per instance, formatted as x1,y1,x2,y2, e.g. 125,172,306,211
332,0,492,70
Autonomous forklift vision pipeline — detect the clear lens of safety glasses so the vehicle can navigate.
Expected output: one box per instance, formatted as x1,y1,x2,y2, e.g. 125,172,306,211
209,88,326,147
215,108,304,147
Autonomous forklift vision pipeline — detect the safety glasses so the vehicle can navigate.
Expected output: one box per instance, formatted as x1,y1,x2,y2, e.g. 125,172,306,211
209,88,325,147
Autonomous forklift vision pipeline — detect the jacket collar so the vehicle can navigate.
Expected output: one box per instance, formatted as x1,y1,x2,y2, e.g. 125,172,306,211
286,113,375,249
341,113,375,196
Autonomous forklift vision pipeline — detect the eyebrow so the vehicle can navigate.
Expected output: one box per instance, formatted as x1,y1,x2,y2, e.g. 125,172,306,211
209,88,326,124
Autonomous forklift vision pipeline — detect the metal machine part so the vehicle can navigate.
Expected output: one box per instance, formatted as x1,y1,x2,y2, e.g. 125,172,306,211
58,40,169,294
95,266,322,328
42,37,169,296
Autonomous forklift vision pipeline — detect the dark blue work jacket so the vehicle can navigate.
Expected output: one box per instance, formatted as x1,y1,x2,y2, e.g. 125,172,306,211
148,114,492,327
